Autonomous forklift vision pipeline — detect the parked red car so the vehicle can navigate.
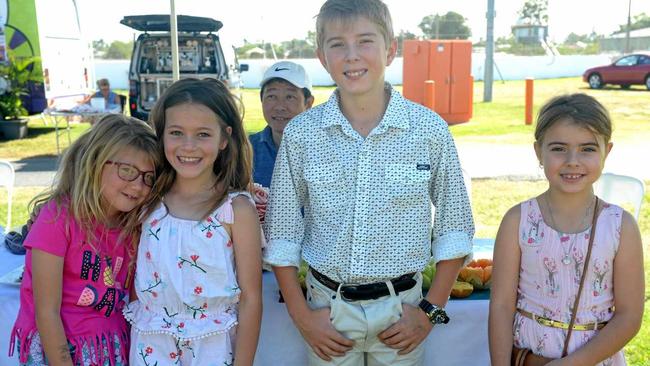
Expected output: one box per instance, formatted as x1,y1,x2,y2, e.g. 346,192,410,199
583,53,650,90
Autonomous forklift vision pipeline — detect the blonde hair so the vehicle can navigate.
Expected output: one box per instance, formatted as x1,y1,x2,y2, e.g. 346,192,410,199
316,0,394,50
148,78,253,218
30,114,159,264
535,93,612,145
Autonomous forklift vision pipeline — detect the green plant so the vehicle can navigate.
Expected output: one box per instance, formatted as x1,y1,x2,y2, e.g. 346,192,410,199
0,55,41,120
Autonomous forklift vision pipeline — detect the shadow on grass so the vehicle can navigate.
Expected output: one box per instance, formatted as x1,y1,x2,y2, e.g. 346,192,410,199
25,127,57,137
0,126,58,142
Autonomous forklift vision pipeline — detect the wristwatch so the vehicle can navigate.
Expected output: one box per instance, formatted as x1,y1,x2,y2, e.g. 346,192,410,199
418,299,449,325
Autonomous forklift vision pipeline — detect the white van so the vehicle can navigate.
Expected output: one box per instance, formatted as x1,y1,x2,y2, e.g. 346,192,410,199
121,15,247,121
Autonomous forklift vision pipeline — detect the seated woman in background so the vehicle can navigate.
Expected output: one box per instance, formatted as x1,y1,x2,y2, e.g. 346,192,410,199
83,78,120,110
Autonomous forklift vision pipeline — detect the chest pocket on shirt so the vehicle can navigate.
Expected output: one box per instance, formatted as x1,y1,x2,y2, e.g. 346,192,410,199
384,163,431,206
304,164,346,214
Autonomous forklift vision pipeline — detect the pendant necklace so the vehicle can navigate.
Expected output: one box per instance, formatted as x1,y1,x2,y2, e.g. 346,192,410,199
545,194,595,265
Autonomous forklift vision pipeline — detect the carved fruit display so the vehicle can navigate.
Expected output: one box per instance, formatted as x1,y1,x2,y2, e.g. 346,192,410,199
458,258,493,290
450,281,474,298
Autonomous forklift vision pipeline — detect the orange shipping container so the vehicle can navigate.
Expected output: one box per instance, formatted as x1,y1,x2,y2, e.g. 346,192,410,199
403,40,473,124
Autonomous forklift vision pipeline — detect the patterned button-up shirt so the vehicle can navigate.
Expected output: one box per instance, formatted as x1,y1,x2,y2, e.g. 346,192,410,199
264,85,474,284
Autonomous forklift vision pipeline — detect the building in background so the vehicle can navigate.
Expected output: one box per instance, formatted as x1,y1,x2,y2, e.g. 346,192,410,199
599,27,650,53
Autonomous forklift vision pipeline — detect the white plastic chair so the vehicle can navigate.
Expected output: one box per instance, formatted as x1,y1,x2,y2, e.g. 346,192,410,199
0,160,15,232
594,173,645,220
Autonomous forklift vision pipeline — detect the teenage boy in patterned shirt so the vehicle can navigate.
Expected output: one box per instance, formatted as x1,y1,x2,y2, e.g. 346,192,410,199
264,0,474,364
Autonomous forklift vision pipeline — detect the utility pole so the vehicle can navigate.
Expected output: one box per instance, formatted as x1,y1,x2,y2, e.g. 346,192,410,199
170,0,179,81
435,16,440,39
625,0,632,53
484,0,495,102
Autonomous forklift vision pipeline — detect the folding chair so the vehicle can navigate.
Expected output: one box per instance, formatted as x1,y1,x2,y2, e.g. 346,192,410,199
594,172,645,220
0,160,15,232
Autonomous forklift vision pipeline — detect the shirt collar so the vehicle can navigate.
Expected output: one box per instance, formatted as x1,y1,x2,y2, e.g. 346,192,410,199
319,83,410,131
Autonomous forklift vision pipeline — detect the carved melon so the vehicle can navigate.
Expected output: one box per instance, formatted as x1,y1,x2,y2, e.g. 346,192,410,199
458,259,493,290
450,281,473,298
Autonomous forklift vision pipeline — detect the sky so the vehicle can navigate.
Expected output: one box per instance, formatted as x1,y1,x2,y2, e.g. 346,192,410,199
75,0,650,47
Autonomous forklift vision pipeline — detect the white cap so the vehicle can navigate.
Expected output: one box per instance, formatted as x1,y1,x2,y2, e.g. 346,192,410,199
260,61,312,92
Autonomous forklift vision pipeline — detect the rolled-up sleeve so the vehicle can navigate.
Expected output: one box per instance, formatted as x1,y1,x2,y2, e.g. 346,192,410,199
263,126,307,268
429,126,474,264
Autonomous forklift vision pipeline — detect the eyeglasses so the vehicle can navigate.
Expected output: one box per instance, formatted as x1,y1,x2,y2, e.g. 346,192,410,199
105,160,155,187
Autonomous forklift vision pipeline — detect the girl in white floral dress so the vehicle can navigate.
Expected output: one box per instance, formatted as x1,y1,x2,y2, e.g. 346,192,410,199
489,94,644,366
124,79,263,366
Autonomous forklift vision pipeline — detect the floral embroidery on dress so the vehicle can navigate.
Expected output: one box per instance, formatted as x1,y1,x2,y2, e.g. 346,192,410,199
534,333,549,355
591,259,610,297
147,219,161,241
201,217,222,239
523,208,544,246
140,272,162,298
543,257,560,297
137,344,157,366
571,248,586,285
177,254,207,273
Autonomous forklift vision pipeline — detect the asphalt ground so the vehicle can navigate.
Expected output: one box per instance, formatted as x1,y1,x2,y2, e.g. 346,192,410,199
9,141,650,187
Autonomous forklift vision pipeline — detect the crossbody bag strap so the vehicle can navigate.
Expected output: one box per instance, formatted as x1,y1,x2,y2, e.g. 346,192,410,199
562,197,600,357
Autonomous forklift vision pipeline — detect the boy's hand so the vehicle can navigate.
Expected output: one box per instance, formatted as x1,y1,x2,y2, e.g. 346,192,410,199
378,303,432,354
295,307,354,361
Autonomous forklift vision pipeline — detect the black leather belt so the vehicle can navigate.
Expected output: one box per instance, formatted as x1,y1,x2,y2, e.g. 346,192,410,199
310,267,417,301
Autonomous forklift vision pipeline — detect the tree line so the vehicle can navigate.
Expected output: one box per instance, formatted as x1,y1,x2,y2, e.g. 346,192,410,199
92,5,650,60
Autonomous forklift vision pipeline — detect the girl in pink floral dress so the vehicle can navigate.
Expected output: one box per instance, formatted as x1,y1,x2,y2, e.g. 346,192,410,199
489,94,644,366
124,79,262,366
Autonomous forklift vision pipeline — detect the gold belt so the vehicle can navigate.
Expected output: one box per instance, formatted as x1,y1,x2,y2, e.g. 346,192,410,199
517,309,607,331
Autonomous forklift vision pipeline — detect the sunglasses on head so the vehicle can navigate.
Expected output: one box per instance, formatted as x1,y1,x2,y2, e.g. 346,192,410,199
105,160,155,187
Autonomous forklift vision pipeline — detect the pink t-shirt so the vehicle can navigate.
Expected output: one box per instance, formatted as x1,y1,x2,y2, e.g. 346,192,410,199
10,200,131,365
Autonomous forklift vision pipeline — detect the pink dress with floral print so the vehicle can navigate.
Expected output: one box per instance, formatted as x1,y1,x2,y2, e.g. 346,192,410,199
514,198,625,365
124,192,256,343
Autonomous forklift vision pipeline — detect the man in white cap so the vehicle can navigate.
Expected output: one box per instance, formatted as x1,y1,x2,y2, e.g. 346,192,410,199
250,61,315,187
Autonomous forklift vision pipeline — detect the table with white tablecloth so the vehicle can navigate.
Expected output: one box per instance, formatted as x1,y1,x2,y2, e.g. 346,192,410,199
41,107,122,155
0,240,494,366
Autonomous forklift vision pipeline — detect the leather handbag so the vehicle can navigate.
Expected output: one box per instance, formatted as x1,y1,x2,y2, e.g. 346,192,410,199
511,199,600,366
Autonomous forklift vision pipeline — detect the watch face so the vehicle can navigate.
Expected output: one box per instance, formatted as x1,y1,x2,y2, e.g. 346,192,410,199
433,309,450,324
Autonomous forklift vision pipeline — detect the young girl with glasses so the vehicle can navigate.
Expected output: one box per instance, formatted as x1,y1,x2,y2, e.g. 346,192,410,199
10,115,160,365
124,78,262,366
489,94,644,365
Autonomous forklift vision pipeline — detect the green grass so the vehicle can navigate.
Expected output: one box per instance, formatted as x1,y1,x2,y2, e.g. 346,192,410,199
2,180,649,364
3,77,649,160
453,78,650,145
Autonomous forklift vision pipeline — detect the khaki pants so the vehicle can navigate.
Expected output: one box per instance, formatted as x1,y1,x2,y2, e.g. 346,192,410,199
305,271,425,366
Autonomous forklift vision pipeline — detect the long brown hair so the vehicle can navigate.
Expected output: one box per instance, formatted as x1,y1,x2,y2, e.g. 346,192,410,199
147,78,252,218
30,114,160,263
